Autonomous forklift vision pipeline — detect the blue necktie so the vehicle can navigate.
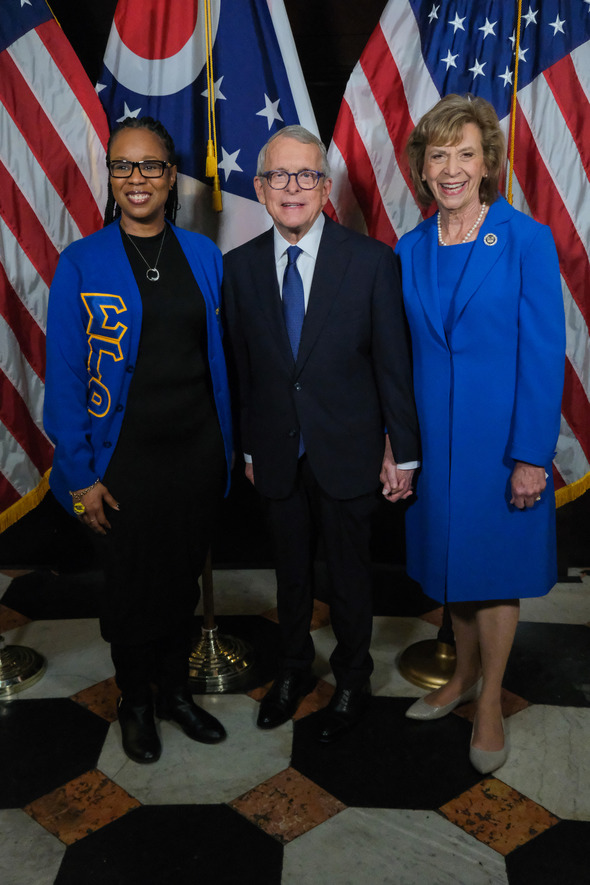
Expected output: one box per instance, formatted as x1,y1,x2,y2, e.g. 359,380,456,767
282,245,305,456
282,245,305,359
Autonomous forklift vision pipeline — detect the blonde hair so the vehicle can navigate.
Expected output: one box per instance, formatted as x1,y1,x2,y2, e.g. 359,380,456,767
406,94,505,208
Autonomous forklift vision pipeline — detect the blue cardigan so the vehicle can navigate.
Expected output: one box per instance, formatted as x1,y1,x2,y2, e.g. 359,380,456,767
44,219,233,512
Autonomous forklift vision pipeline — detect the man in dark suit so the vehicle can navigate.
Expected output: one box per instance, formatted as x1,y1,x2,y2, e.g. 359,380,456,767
223,126,419,742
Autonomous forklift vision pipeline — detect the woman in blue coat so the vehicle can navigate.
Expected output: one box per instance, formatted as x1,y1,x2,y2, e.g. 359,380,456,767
397,95,565,773
44,118,232,764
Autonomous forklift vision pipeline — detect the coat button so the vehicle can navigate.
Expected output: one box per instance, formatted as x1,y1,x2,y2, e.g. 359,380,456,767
116,404,124,412
288,430,297,438
294,382,302,391
104,441,112,448
126,365,134,373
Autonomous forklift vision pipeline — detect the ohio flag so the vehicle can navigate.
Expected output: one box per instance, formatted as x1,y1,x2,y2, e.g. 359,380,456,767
96,0,318,253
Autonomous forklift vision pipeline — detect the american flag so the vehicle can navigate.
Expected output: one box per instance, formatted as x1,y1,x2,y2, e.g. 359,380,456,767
96,0,317,253
328,0,590,505
0,0,109,530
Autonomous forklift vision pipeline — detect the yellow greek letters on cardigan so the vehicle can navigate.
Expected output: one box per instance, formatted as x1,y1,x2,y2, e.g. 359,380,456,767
81,294,129,418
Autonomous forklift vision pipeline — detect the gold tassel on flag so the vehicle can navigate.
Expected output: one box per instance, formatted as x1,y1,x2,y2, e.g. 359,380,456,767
204,0,222,211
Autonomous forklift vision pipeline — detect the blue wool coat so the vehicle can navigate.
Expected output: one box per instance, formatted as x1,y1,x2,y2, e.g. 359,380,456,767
44,219,233,512
396,197,565,603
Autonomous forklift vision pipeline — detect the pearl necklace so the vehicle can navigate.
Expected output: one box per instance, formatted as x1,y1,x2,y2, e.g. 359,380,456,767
437,202,487,246
122,225,167,281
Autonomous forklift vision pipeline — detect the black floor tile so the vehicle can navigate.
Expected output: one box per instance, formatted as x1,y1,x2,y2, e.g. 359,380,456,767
0,698,109,807
371,564,439,617
0,492,95,573
506,819,590,884
54,804,283,885
3,570,103,620
505,622,590,706
291,696,481,809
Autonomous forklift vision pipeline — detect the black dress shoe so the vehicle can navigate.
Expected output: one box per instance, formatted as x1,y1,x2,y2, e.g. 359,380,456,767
257,670,316,729
118,696,161,764
156,688,226,744
314,682,371,743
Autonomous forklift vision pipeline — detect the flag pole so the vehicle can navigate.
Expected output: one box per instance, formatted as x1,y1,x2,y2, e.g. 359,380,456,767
188,550,255,692
507,0,524,205
204,0,222,211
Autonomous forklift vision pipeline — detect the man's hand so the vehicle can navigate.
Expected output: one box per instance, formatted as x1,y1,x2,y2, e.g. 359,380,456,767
380,435,414,503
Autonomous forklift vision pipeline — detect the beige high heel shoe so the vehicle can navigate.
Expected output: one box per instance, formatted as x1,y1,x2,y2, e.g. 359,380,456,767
405,678,482,720
469,717,509,774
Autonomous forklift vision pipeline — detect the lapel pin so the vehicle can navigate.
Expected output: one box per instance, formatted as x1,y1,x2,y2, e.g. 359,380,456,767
483,233,498,246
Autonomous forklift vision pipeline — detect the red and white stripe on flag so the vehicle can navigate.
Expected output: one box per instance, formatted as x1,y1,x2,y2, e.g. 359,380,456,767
0,0,109,531
327,0,590,506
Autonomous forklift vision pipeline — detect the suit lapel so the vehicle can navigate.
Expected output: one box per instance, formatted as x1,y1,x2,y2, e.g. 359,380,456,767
296,217,350,372
249,229,295,370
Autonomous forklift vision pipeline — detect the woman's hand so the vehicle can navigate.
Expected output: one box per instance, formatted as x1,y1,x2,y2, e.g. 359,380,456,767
73,482,119,534
510,461,546,510
380,434,415,503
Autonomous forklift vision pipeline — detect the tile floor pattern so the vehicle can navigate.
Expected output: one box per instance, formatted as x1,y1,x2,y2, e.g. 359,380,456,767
1,567,589,884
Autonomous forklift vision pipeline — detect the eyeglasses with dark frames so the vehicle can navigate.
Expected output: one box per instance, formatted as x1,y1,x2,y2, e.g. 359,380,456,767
261,170,325,190
107,160,173,179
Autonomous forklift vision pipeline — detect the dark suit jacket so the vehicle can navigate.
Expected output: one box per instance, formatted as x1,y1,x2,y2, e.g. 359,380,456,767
223,214,419,500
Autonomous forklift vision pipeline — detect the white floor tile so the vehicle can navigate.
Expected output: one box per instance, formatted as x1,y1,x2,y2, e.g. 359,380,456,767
283,807,508,884
98,693,292,805
0,809,65,885
520,576,590,624
3,618,112,699
499,704,590,820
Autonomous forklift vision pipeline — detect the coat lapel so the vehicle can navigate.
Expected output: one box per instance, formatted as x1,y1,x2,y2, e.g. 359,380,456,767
450,197,511,326
411,214,447,346
295,217,350,373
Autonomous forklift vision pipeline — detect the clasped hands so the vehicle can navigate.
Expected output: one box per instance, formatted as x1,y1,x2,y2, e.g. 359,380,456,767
380,435,414,503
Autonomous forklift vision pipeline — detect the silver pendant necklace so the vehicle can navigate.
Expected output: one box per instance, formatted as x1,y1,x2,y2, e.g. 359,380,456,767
123,225,167,281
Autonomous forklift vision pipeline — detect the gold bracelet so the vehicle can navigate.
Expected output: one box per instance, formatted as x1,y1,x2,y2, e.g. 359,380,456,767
69,478,101,502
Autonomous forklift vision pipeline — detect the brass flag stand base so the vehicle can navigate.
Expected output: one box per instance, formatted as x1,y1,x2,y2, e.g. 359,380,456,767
0,636,46,698
189,552,254,693
398,604,456,690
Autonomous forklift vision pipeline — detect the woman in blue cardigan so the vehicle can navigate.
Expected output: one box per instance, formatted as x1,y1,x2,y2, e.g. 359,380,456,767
397,95,565,773
44,118,232,764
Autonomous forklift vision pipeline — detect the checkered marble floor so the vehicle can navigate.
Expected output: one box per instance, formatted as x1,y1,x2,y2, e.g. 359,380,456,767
1,566,589,884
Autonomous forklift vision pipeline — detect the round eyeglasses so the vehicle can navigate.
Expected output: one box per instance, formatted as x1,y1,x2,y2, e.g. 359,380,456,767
107,160,173,179
261,170,325,190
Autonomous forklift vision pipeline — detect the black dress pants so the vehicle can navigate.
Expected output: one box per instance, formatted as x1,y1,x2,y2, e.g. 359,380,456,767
265,456,378,689
111,633,192,696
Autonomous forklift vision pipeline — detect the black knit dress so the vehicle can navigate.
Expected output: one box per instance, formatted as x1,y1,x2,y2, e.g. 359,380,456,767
97,225,226,647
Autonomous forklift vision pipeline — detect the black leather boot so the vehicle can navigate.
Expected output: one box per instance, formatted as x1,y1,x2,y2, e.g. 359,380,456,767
117,691,161,764
155,687,226,744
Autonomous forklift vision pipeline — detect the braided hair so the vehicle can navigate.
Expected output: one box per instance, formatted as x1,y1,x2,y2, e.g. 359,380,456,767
103,116,180,226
